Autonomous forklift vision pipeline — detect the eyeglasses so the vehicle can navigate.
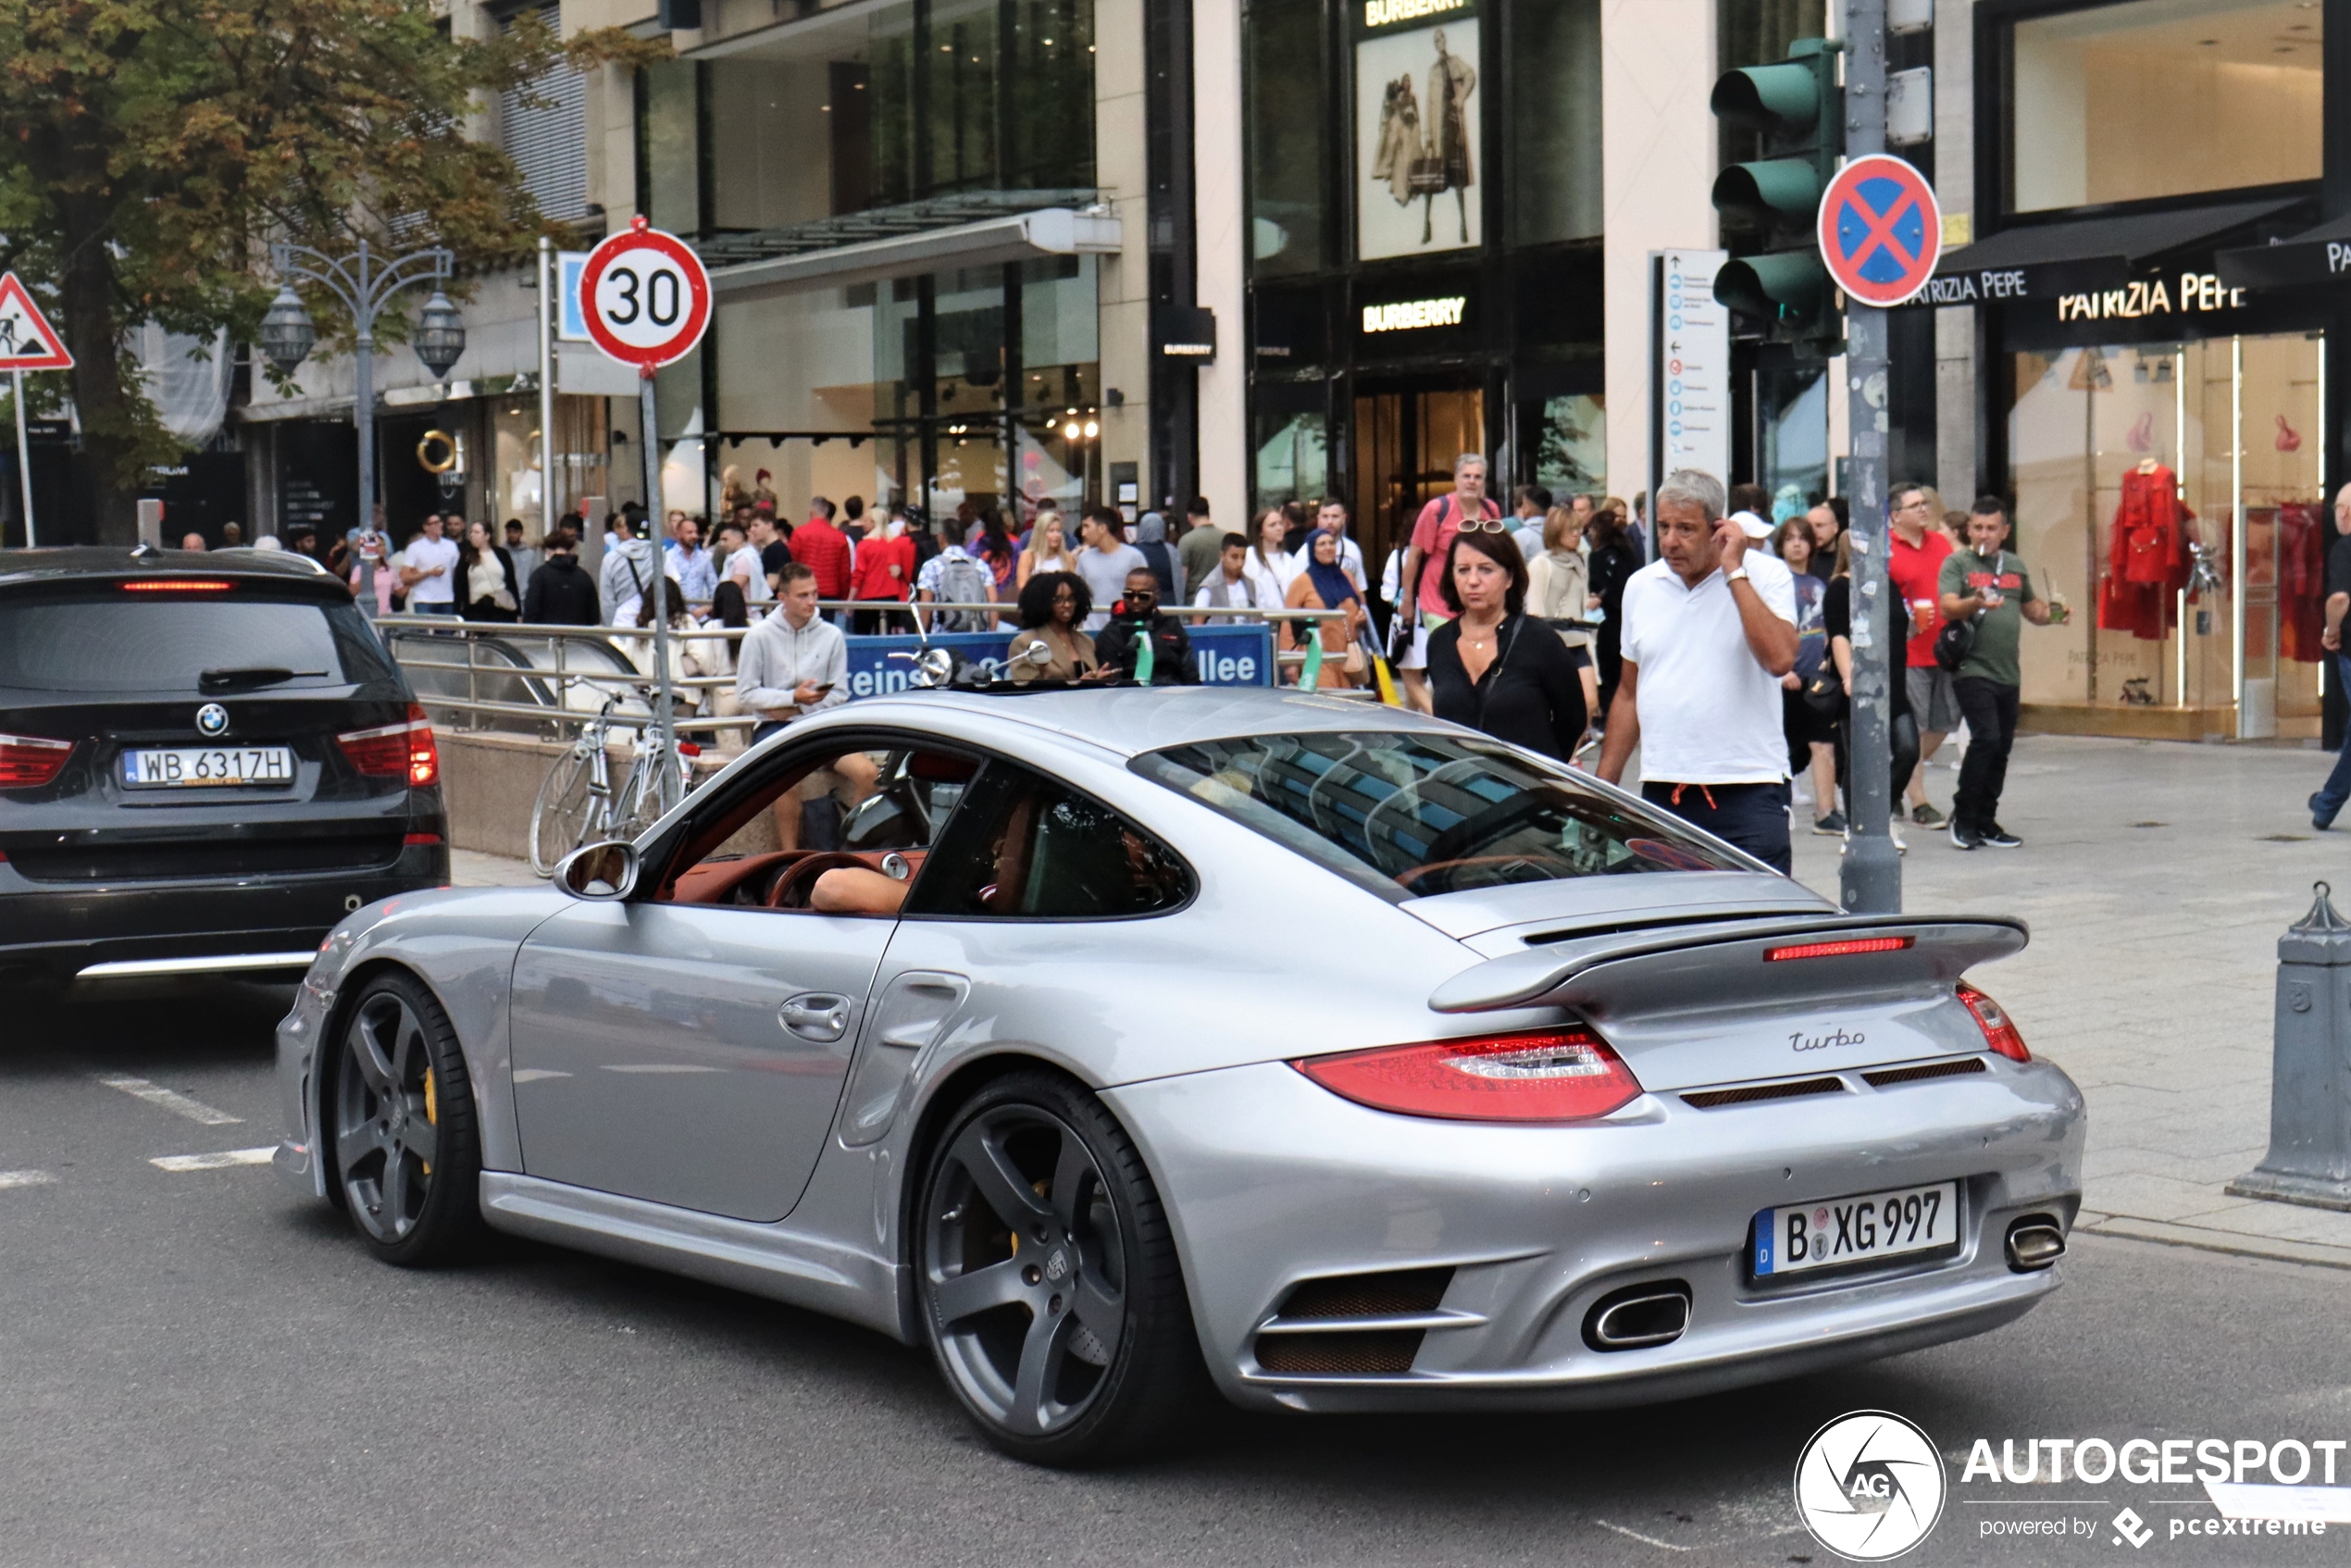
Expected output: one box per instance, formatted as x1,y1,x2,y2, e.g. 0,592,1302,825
1457,517,1513,536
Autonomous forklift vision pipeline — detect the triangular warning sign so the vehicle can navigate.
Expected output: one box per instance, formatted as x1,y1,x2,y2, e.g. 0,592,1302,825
0,273,73,372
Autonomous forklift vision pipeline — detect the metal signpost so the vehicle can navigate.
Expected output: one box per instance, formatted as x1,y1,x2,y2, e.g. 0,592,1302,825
0,272,75,547
578,217,714,778
536,235,559,552
1818,6,1938,915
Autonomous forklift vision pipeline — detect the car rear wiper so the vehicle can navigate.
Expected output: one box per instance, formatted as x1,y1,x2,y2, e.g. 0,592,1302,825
198,666,327,691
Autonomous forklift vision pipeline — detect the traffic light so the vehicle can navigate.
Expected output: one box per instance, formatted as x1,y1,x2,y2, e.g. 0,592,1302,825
1711,37,1844,354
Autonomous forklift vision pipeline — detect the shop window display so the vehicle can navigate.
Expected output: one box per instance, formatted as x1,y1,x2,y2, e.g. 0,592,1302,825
2006,334,2323,735
2009,0,2320,216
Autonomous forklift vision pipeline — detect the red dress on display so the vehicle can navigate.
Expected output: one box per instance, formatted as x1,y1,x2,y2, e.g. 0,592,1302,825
2098,464,2193,641
2278,502,2327,663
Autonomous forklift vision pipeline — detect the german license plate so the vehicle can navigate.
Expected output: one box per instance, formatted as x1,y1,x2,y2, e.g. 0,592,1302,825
1753,1181,1959,1276
122,746,296,788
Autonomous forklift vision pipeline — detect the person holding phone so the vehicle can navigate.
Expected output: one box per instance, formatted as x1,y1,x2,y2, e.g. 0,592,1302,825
1936,495,2068,851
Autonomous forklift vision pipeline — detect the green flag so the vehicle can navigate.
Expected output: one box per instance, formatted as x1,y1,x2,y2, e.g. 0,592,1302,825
1298,625,1325,690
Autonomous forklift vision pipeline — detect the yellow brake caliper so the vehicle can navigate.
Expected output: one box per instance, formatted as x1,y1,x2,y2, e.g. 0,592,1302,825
421,1068,437,1176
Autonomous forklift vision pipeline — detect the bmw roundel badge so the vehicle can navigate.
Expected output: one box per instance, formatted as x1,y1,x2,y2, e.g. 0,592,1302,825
195,703,230,738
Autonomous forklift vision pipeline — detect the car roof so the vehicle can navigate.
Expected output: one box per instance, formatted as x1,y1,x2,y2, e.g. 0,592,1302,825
836,685,1462,760
0,547,343,595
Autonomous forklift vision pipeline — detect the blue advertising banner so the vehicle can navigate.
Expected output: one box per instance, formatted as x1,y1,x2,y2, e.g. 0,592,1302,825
840,624,1275,698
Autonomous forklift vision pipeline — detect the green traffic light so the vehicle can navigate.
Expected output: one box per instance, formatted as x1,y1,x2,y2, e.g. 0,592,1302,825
1713,252,1827,327
1709,60,1822,132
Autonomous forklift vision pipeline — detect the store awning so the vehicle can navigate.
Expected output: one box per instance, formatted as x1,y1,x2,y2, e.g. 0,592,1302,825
2215,212,2351,291
1907,197,2304,308
703,198,1123,300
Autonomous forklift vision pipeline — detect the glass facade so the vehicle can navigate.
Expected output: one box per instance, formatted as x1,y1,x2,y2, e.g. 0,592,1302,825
2008,0,2321,216
642,2,1101,524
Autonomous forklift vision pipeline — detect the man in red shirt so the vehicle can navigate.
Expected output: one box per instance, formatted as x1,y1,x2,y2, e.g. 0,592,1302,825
849,505,917,632
790,496,854,624
1888,483,1957,826
1395,452,1501,712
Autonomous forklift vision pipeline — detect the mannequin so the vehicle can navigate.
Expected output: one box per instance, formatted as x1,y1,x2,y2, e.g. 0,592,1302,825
2099,458,2193,641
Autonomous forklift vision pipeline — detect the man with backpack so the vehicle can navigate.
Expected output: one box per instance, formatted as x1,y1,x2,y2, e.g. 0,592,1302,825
1394,452,1501,713
1936,495,2069,851
915,533,999,632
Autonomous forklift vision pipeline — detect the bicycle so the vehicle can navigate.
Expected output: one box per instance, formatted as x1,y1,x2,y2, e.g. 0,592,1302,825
527,698,700,877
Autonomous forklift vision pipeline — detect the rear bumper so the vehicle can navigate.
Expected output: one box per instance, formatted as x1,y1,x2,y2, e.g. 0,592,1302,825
0,844,450,980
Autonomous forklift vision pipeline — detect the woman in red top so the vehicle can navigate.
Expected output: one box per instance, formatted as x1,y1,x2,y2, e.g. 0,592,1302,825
849,513,919,634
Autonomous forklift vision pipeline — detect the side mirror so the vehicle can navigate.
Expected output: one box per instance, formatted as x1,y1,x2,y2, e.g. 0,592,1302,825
554,840,640,901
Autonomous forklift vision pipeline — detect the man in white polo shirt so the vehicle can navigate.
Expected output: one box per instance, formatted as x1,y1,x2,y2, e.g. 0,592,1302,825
1596,468,1800,873
399,513,460,616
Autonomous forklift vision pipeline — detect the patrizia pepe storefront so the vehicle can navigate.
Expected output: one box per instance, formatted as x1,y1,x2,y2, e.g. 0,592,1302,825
1927,0,2342,742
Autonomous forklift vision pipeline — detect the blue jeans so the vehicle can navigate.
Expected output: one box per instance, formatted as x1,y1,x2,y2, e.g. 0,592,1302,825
408,602,458,616
2315,654,2351,827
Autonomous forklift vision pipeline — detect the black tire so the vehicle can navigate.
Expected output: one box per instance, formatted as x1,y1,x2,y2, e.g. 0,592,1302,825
916,1069,1208,1467
330,970,489,1267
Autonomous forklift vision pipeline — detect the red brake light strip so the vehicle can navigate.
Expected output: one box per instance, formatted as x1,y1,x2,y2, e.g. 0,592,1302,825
120,579,234,592
1763,935,1915,963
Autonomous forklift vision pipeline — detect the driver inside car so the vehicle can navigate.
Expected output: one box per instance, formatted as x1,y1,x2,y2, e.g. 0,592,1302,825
808,864,911,915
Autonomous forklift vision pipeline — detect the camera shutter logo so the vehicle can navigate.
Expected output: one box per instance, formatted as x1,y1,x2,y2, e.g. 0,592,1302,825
1793,1411,1946,1560
195,703,230,738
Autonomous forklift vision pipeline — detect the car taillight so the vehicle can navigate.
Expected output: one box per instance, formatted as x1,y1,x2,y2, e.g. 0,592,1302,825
1958,983,2030,1063
0,732,74,789
1764,935,1914,962
120,579,234,592
339,704,438,788
1292,1028,1643,1123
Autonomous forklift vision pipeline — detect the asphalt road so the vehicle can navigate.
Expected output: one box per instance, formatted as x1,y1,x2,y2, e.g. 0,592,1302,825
6,977,2350,1568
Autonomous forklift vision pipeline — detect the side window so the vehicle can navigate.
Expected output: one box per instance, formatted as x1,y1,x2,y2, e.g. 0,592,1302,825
905,763,1193,919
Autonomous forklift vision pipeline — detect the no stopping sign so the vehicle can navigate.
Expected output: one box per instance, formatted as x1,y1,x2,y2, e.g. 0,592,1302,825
579,216,711,370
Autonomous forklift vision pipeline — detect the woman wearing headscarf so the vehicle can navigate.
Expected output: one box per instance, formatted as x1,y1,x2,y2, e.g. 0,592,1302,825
1280,529,1369,689
1132,512,1187,606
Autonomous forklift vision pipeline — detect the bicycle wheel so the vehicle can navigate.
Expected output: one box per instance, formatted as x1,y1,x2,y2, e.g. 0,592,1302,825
613,746,683,840
528,745,600,877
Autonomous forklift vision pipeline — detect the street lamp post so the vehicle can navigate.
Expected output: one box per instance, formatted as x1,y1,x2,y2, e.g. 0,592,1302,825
257,240,465,611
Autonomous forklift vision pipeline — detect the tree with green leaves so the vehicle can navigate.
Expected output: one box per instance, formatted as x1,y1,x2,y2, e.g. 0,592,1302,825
0,0,663,541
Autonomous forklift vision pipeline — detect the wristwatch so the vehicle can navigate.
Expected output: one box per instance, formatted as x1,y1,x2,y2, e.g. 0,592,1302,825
1725,566,1750,584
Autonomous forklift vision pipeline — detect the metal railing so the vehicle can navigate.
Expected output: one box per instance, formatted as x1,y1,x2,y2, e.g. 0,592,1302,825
379,601,1373,740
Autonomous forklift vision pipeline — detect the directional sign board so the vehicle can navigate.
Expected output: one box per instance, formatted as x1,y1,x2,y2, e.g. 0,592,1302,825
557,251,591,342
579,217,711,371
0,273,72,371
1818,154,1941,309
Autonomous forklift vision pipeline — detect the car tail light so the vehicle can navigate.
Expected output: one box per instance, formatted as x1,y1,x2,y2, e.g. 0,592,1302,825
120,579,234,592
1764,935,1914,962
403,832,443,846
339,704,439,788
1958,983,2030,1062
1292,1028,1643,1123
0,732,74,789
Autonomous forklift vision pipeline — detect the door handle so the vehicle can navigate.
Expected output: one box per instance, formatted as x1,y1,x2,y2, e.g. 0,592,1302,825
778,992,851,1041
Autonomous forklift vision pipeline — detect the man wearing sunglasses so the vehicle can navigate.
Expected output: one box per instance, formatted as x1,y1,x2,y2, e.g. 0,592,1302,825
1094,567,1199,684
1397,452,1503,712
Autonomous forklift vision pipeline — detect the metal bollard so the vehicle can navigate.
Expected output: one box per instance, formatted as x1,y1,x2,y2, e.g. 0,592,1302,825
2227,882,2351,1210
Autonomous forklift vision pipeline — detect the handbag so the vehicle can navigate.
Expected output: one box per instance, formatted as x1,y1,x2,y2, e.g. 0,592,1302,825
1800,664,1844,719
1934,552,1996,672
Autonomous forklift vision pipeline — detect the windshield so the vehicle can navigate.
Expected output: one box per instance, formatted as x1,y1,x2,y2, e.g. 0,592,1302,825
0,595,395,694
1131,730,1747,902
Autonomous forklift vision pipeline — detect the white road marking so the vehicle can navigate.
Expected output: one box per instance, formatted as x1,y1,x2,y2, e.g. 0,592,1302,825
0,1169,57,1189
150,1147,276,1173
1594,1520,1694,1553
96,1075,243,1126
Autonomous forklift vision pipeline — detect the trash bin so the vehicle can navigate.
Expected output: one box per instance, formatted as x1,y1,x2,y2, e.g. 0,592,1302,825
2227,882,2351,1210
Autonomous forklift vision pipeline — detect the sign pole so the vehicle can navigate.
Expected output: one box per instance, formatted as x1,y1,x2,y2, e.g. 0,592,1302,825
639,369,673,769
537,235,558,550
12,368,31,548
1839,0,1900,915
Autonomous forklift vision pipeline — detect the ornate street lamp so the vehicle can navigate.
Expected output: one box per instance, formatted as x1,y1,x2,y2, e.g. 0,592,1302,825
261,240,458,611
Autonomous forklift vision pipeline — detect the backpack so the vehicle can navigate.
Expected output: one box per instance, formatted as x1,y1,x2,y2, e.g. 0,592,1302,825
929,553,995,630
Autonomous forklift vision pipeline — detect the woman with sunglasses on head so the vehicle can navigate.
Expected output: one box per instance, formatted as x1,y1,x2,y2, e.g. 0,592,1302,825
1424,526,1587,762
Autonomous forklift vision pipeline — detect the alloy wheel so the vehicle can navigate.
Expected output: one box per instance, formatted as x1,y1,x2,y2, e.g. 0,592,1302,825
334,991,440,1244
924,1104,1128,1437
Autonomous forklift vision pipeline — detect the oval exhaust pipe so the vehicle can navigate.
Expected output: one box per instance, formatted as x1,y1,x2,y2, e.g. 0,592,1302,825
1582,1281,1692,1351
2005,1216,2065,1272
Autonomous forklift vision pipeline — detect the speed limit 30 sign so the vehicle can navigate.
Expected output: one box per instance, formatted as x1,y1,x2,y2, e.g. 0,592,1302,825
579,216,711,371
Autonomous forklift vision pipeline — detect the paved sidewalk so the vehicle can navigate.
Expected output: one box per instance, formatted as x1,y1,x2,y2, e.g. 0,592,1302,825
1791,732,2351,1267
448,738,2351,1265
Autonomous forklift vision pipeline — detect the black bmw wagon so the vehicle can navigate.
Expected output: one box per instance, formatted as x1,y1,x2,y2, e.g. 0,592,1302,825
0,549,450,987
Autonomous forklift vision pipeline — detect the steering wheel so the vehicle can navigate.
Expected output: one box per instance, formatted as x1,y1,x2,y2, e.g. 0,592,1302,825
766,852,879,911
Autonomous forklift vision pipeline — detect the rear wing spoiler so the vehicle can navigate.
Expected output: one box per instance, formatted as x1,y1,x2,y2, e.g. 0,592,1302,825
1428,913,2029,1015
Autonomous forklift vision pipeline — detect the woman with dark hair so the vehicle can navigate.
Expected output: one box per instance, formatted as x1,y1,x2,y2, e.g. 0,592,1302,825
972,506,1018,619
457,517,520,622
1004,570,1097,682
1585,501,1639,724
1424,526,1587,761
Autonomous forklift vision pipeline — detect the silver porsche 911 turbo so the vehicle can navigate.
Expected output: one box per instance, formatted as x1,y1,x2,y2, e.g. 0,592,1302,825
275,686,2083,1466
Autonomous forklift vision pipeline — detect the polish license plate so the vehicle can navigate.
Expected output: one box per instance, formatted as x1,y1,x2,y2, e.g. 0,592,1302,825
122,746,296,788
1753,1180,1959,1276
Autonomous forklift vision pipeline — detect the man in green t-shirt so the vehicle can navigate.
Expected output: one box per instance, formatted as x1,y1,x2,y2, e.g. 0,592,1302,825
1936,496,2069,851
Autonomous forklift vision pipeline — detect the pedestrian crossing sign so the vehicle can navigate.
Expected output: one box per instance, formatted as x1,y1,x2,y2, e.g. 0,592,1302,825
0,273,72,371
